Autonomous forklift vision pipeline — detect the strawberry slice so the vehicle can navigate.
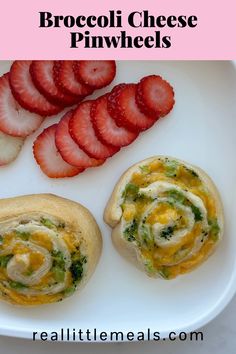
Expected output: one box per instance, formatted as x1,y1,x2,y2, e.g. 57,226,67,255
33,124,83,178
30,61,80,107
91,95,138,148
0,130,24,166
0,73,44,137
73,61,116,89
55,110,104,168
53,61,93,98
69,101,119,159
136,75,175,117
9,61,62,117
107,84,156,132
106,83,126,122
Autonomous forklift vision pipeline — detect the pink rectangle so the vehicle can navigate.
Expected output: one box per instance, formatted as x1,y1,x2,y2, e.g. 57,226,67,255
0,0,235,59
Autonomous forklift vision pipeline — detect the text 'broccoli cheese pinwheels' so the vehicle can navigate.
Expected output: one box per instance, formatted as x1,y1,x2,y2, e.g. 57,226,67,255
104,156,224,279
0,194,102,306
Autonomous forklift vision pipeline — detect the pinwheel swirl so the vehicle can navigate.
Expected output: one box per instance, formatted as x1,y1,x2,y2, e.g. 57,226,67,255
104,157,224,279
0,194,102,305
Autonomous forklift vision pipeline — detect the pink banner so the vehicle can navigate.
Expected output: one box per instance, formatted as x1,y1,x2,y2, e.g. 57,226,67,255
0,0,235,59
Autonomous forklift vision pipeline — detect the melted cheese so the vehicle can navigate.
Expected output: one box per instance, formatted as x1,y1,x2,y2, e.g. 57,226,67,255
29,252,45,271
0,283,62,305
0,222,84,305
63,232,80,252
123,204,136,222
146,204,179,225
31,232,53,251
122,158,219,279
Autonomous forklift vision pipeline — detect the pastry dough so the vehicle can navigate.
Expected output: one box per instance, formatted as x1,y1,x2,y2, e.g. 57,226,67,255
0,194,102,305
104,156,224,279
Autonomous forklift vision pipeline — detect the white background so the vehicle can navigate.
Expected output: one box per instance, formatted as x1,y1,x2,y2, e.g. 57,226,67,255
0,295,235,353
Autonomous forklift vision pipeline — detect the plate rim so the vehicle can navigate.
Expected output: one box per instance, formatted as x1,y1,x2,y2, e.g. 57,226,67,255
0,60,235,342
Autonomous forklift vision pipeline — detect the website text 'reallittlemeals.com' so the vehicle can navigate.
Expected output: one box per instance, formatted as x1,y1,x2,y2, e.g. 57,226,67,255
32,328,204,342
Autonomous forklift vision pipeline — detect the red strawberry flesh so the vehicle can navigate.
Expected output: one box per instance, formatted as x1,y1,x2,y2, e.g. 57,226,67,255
55,110,104,168
30,61,79,107
0,73,44,137
53,61,93,98
136,75,175,117
33,124,83,178
91,95,138,148
69,101,119,159
9,61,62,116
108,84,156,132
73,60,116,89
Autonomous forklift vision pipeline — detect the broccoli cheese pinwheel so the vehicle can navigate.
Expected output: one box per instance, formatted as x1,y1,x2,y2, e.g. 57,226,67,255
104,156,224,279
0,194,102,305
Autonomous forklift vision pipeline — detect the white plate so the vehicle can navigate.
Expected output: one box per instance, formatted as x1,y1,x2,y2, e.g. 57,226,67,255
0,61,235,341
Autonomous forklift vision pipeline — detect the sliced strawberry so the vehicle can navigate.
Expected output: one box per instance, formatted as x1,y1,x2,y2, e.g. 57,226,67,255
30,61,80,107
91,95,138,148
136,75,175,117
53,61,93,98
69,101,119,159
107,83,126,122
0,130,24,166
55,110,104,168
108,84,156,132
0,73,44,137
9,61,61,117
73,61,116,89
33,124,83,178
